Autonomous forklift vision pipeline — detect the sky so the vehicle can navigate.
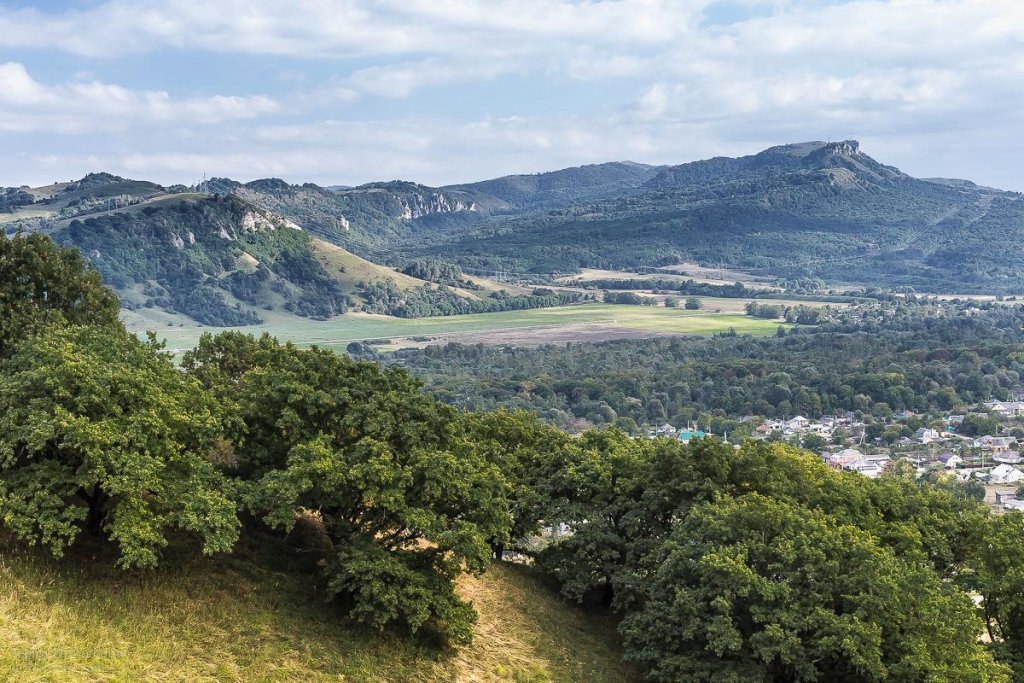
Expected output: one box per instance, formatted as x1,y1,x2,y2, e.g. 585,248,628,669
1,0,1023,189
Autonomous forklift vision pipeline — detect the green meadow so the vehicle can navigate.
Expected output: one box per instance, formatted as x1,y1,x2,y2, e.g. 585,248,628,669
122,302,792,353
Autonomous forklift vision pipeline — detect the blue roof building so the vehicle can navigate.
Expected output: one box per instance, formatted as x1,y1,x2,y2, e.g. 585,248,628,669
678,430,706,444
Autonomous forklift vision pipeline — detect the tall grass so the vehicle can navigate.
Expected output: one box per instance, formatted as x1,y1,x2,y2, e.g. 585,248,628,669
0,532,634,682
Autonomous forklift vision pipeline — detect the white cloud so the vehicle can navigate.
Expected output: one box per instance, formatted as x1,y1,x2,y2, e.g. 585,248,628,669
347,59,514,99
0,62,279,133
0,0,705,59
2,1,1024,190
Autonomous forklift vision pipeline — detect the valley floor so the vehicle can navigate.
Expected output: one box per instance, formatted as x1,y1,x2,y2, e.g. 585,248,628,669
0,534,634,683
123,301,792,353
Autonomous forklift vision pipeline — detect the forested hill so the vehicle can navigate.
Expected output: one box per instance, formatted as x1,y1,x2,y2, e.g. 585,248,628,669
198,160,662,252
197,141,1024,292
445,160,660,211
0,173,588,326
6,141,1024,295
56,193,352,325
404,141,1024,292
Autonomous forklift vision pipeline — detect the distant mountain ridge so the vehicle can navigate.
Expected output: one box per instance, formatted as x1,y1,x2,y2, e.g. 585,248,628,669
446,160,660,211
397,140,1024,292
645,141,906,190
0,171,567,326
5,140,1024,295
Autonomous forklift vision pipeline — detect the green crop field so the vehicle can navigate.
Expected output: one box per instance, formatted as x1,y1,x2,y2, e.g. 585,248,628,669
123,301,796,354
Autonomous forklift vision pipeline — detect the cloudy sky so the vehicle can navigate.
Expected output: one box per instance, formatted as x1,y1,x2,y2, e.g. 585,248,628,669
1,0,1022,189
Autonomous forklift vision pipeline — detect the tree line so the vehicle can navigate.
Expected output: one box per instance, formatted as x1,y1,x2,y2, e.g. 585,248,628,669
358,277,592,318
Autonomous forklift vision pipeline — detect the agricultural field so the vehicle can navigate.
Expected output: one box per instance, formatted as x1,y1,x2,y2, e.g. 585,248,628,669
562,263,779,289
124,301,801,354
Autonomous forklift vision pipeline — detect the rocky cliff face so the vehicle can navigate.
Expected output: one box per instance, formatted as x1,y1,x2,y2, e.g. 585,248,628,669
398,192,477,220
802,140,907,186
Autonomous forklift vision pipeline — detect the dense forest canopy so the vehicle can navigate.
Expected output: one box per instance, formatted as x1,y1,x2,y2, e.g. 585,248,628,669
390,299,1024,434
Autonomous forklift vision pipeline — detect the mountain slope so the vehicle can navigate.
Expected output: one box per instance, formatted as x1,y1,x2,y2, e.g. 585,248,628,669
199,162,662,260
405,141,1024,291
445,161,660,211
4,173,549,326
9,141,1024,297
203,177,485,254
55,193,355,325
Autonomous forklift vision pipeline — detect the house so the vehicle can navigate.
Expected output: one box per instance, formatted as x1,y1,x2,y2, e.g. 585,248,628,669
825,448,865,470
1004,499,1024,512
995,450,1024,465
786,416,810,431
896,410,916,420
677,429,706,445
985,401,1024,418
995,490,1019,506
976,436,1017,453
988,464,1024,485
938,452,963,469
915,428,941,444
655,423,677,437
845,458,884,478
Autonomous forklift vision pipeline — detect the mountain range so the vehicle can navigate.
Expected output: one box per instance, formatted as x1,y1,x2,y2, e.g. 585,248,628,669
3,140,1023,326
199,140,1024,291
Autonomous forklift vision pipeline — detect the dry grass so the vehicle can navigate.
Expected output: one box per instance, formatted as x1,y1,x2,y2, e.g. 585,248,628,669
312,238,427,296
0,535,634,683
452,564,635,682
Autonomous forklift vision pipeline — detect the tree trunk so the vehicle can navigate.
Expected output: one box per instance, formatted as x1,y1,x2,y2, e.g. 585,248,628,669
85,486,108,536
491,541,505,561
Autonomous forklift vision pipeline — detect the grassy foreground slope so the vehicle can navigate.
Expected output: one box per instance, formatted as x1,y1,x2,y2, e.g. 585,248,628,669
0,536,633,683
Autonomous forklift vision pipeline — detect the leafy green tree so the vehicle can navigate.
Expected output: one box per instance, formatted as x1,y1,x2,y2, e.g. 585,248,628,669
973,512,1024,672
961,413,1001,437
184,332,512,643
620,494,1008,683
664,295,679,308
0,324,238,568
604,291,645,305
537,433,733,611
684,297,702,310
464,410,572,559
0,230,119,355
801,433,827,452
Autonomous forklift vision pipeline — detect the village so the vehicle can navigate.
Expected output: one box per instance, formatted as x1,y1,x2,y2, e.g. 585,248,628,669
651,399,1024,513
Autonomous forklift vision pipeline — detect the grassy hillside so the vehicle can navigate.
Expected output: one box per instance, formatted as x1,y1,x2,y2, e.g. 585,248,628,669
312,237,427,296
0,533,634,683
